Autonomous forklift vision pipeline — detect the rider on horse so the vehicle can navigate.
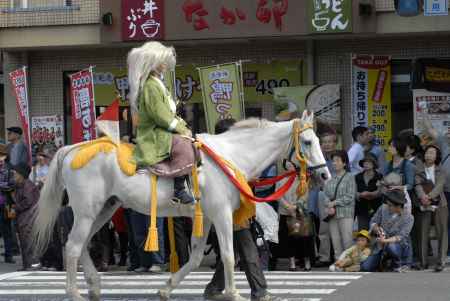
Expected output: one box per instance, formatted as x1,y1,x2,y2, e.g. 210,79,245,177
128,42,194,204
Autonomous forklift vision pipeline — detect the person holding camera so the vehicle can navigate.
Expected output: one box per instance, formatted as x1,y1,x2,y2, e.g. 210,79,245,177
415,144,448,272
361,190,414,272
323,150,356,260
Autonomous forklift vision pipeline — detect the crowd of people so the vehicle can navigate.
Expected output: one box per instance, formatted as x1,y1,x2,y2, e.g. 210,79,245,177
1,109,449,276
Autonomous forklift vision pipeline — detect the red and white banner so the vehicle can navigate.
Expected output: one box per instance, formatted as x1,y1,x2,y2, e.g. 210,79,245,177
9,67,32,163
70,68,96,143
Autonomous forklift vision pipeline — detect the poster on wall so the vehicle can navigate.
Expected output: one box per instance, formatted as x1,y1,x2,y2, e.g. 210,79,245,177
94,61,302,106
351,55,392,151
198,63,244,133
9,66,32,164
308,0,352,33
121,0,164,41
413,89,450,142
31,115,64,150
273,84,342,138
70,68,96,143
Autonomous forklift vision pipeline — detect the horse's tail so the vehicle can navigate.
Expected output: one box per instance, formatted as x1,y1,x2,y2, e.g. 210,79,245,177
32,144,76,256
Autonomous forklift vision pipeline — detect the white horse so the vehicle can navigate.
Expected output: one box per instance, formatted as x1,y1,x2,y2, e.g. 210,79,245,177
32,111,330,301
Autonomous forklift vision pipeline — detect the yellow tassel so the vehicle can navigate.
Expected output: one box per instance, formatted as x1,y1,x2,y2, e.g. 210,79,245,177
167,217,180,273
144,175,159,252
191,165,203,237
193,202,204,237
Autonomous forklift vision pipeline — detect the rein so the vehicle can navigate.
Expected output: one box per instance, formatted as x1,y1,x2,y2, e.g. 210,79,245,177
195,120,315,203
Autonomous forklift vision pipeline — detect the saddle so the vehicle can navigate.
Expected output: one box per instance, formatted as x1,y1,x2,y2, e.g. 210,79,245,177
146,135,200,178
71,135,199,178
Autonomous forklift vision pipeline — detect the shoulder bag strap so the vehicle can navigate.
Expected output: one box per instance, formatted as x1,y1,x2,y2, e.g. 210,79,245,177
333,172,347,200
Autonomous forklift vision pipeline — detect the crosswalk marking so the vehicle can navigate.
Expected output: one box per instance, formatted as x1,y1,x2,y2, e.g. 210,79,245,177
0,271,368,300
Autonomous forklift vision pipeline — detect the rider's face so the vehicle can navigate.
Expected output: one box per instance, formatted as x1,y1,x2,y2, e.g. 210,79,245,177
156,63,168,75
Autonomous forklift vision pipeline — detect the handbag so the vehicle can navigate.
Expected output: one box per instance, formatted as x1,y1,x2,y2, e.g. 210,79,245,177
323,172,347,222
286,203,315,237
4,204,16,220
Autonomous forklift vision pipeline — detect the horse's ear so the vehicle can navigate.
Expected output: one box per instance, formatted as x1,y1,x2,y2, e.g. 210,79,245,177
301,110,308,121
307,110,314,123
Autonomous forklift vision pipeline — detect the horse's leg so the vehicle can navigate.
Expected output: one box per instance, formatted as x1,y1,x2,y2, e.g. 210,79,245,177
80,199,121,301
158,217,212,301
214,209,247,301
66,215,95,301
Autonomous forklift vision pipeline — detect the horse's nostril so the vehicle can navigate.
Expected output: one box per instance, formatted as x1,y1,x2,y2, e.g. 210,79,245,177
321,173,328,180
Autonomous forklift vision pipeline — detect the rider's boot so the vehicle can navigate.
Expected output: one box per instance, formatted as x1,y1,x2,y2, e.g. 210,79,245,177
173,176,194,204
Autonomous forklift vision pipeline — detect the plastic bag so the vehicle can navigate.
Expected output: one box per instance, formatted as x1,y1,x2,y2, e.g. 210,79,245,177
255,203,279,244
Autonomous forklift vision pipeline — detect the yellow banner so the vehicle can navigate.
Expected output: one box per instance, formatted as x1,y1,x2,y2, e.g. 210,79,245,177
352,55,392,151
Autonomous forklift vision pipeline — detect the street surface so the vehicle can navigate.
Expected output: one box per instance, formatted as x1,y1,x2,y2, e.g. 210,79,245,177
0,267,449,301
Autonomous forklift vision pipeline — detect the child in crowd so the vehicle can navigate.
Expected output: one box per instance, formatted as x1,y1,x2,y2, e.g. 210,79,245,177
329,230,371,272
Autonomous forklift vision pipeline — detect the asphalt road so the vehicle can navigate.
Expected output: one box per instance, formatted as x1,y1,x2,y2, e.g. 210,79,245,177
0,267,449,301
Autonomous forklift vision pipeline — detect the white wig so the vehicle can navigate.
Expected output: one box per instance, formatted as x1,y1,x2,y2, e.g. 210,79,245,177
127,42,176,113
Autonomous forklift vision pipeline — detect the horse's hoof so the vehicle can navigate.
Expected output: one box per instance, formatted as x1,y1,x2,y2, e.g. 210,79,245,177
158,288,171,301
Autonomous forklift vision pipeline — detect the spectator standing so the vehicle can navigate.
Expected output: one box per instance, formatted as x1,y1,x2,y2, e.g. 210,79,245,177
29,148,52,189
361,190,414,272
365,127,386,174
323,151,356,259
11,163,39,271
314,131,338,267
422,113,450,260
415,145,448,272
348,126,370,175
0,144,15,264
355,154,383,231
112,207,128,266
6,127,29,167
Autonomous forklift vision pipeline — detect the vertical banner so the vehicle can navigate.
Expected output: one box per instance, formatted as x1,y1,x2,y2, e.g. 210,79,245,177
9,67,32,163
70,68,96,143
352,55,392,150
31,115,65,150
413,89,450,143
198,63,244,133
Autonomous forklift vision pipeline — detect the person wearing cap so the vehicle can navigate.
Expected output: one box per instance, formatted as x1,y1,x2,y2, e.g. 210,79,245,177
360,190,414,272
329,230,371,272
355,154,383,231
11,163,40,271
0,144,16,264
6,126,29,167
29,147,53,189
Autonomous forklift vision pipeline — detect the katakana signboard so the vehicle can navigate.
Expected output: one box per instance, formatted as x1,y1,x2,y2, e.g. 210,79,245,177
308,0,352,33
122,0,164,41
352,55,392,151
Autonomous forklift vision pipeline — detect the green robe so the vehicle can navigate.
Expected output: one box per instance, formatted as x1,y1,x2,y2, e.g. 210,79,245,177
133,76,189,166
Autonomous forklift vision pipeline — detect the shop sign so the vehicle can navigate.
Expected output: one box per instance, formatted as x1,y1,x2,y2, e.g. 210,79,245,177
122,0,164,41
94,60,302,106
165,1,307,40
309,0,352,33
413,89,450,143
70,68,96,143
351,55,392,150
31,115,65,149
9,67,32,164
198,63,244,133
424,0,448,16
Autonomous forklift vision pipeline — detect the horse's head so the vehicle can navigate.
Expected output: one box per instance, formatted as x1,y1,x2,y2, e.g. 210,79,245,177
292,110,331,183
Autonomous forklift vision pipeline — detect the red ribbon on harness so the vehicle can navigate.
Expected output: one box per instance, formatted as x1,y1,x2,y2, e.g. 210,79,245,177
198,142,297,203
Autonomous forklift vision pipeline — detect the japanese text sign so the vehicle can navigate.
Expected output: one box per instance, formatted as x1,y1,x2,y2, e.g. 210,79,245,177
70,69,97,143
351,55,392,151
198,63,244,133
122,0,164,41
9,67,32,163
424,0,448,16
166,0,307,40
309,0,352,33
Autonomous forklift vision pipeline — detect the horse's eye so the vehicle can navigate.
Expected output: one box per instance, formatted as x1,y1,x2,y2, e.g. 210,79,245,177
304,140,312,146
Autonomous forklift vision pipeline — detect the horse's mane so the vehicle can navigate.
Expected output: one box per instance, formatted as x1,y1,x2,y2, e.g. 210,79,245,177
229,118,276,131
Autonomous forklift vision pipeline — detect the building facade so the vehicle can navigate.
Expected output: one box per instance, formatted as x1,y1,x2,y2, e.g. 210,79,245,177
1,0,450,147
